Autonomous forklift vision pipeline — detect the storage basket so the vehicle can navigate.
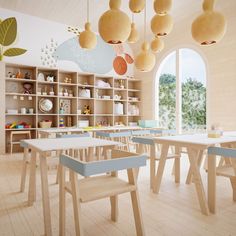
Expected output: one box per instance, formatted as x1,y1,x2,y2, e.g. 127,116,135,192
39,121,52,128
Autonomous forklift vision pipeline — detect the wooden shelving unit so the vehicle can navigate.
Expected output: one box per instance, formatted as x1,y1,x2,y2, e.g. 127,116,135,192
1,62,142,152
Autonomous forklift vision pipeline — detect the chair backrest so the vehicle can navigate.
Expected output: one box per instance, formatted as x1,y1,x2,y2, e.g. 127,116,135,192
208,147,236,158
60,149,147,177
96,131,132,138
56,133,90,138
131,130,151,136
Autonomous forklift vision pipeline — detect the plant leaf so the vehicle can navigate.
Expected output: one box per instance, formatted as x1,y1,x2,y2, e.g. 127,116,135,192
0,17,17,46
3,48,27,57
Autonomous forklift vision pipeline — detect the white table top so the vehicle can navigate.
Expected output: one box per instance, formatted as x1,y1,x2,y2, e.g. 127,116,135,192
38,126,143,134
134,133,236,147
21,137,120,152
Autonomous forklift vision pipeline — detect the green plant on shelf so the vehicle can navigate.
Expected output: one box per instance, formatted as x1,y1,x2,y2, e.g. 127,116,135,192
0,17,27,61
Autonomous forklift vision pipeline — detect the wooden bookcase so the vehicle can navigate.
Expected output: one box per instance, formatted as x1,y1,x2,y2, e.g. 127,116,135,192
1,62,142,153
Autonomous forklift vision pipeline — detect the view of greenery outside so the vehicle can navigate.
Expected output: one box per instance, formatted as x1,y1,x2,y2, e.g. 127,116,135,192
159,73,206,131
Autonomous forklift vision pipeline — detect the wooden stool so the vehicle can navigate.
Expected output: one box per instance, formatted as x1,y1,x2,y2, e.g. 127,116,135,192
59,149,147,236
10,130,31,154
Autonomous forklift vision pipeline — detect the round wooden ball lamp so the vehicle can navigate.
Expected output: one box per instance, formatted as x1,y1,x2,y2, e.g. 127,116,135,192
98,0,131,44
79,22,97,49
129,0,145,13
151,36,164,53
135,42,156,72
128,22,139,43
191,0,226,45
154,0,172,15
151,14,173,36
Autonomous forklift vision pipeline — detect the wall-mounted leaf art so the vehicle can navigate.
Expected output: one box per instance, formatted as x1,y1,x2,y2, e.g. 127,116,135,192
0,17,27,61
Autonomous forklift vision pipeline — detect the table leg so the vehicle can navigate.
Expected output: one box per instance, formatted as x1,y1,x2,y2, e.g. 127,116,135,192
28,150,36,206
150,145,156,190
207,153,216,213
20,147,29,192
174,146,181,183
153,144,169,194
39,153,52,236
187,148,209,215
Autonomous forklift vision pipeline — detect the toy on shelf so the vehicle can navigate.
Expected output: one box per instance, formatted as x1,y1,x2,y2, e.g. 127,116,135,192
64,77,72,83
24,72,31,80
46,74,54,82
5,121,32,129
59,101,64,114
16,70,23,79
49,86,55,96
83,105,91,115
23,83,33,94
59,117,65,127
118,79,125,89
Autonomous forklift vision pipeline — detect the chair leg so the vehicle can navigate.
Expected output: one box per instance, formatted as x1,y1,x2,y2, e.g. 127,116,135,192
230,178,236,201
10,133,13,154
70,170,84,236
59,164,66,236
110,195,118,222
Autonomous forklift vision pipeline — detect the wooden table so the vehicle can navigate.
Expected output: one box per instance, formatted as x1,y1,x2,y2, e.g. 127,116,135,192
133,134,236,215
20,137,120,236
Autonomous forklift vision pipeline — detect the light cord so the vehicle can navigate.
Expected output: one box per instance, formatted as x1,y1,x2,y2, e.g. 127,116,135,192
144,0,146,41
87,0,89,22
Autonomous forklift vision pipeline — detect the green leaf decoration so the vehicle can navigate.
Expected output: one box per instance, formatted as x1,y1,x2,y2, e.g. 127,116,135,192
3,48,27,57
0,17,17,46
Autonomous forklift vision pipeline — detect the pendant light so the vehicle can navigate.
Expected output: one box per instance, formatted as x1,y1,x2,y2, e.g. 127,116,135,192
191,0,226,45
151,36,164,53
79,0,97,49
151,14,173,36
129,0,145,13
128,14,139,43
154,0,172,15
135,1,156,72
98,0,131,44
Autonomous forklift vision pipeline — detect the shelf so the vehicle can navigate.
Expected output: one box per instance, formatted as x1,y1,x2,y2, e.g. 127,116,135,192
78,84,94,88
95,86,113,90
95,114,113,116
6,93,36,96
5,128,37,131
114,99,127,102
114,88,127,91
128,100,141,103
128,115,141,117
59,114,77,116
6,78,36,83
37,81,58,85
38,95,58,98
59,96,77,99
78,97,94,100
96,98,113,101
59,82,77,86
128,89,141,92
114,114,127,116
38,114,58,116
78,114,94,116
5,113,36,116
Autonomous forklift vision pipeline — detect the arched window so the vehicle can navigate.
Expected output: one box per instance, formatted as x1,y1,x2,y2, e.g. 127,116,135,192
155,48,207,133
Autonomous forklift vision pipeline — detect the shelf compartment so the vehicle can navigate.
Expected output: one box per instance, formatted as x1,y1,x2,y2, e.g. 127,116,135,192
38,97,58,114
78,99,94,116
59,71,77,84
38,115,58,128
95,100,113,115
95,115,113,127
59,115,77,127
6,64,36,81
59,98,77,115
78,116,94,127
95,76,113,88
78,74,94,87
37,68,58,83
114,116,128,126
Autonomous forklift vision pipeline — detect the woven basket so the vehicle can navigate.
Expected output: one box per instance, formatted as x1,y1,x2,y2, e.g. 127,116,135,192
39,121,52,128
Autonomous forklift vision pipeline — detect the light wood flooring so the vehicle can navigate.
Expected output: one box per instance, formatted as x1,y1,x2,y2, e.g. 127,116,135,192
0,153,236,236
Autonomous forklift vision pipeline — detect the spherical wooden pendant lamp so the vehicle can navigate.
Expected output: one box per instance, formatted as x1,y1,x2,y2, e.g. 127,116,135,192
154,0,172,15
129,0,145,13
98,0,131,44
151,14,173,36
151,36,164,53
135,2,156,72
128,14,139,43
191,0,226,45
79,0,97,49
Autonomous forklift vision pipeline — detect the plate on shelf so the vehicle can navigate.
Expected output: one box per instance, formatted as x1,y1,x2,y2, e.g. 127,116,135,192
37,73,45,82
39,98,53,113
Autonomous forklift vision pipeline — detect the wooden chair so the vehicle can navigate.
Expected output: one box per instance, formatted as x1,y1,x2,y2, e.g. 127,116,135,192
130,130,151,153
96,131,132,152
59,149,147,236
208,146,236,201
10,130,31,154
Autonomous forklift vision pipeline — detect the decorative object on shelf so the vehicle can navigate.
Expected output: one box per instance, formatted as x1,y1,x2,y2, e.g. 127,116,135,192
6,81,18,93
114,94,122,100
77,109,82,115
79,0,97,49
7,109,18,114
59,117,65,127
13,95,17,100
28,108,34,114
154,0,172,15
98,0,131,44
78,120,89,128
128,103,139,115
28,96,32,101
7,72,15,78
114,102,124,115
128,14,139,44
94,88,99,98
118,79,125,89
102,95,111,100
69,90,73,97
49,86,55,95
23,82,33,94
20,96,24,101
135,1,156,72
5,121,31,129
46,74,54,82
128,96,139,101
37,72,45,81
16,70,23,79
64,77,72,83
192,0,226,45
39,98,53,113
79,88,91,98
37,87,42,95
59,87,63,96
129,122,138,127
20,108,26,114
96,79,111,88
83,105,91,115
129,0,145,13
42,86,47,95
63,88,69,97
151,36,164,53
60,99,71,114
0,17,27,61
39,120,52,128
24,72,31,80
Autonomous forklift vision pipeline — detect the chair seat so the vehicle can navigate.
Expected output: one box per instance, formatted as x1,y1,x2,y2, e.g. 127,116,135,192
65,175,136,203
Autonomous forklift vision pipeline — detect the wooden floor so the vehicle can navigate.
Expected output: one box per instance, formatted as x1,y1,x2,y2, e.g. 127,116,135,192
0,153,236,236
